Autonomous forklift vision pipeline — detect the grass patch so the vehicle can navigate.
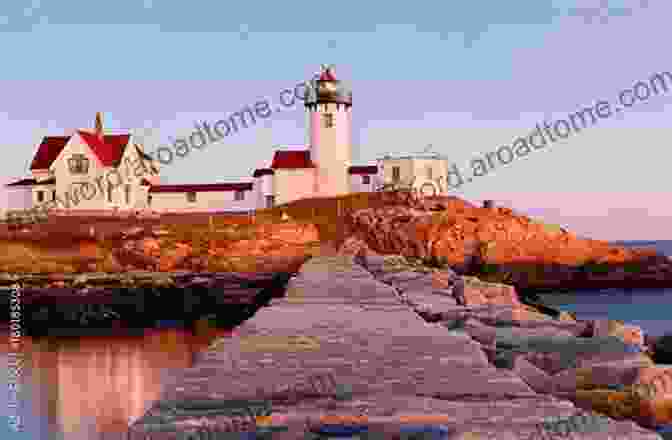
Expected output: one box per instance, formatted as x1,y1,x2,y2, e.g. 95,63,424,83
581,259,611,275
253,192,397,243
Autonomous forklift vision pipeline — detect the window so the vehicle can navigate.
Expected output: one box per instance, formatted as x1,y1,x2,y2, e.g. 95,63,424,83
392,166,400,182
107,183,112,202
265,195,275,208
52,190,56,201
186,191,197,203
362,175,370,184
426,166,433,180
36,191,44,202
235,190,245,201
147,195,152,206
323,113,334,128
124,184,131,205
67,154,89,174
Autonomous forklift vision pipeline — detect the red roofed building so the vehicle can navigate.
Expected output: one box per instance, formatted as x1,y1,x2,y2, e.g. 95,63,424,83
149,64,367,212
5,113,160,212
270,150,315,169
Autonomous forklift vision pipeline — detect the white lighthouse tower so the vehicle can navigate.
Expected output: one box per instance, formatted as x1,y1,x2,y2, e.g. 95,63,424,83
305,64,353,197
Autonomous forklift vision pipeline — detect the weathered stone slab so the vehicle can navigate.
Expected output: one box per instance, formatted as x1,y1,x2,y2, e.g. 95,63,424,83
505,317,590,337
280,256,404,306
377,269,460,294
463,317,576,344
399,288,459,317
457,276,522,307
512,356,556,394
591,318,646,347
550,363,642,393
357,254,412,275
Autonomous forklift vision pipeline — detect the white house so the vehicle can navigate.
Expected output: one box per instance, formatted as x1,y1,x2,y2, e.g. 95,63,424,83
375,151,452,197
147,182,257,212
5,113,160,213
5,65,453,215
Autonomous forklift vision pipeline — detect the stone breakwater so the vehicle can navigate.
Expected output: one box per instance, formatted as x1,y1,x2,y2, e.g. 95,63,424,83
128,254,666,439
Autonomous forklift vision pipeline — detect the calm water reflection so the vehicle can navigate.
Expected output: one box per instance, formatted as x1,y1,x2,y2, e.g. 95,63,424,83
1,323,235,440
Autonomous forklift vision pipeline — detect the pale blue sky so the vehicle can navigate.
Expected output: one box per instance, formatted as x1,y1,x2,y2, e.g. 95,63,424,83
1,0,670,240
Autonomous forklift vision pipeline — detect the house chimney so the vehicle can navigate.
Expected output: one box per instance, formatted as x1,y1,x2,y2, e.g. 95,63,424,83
94,112,104,141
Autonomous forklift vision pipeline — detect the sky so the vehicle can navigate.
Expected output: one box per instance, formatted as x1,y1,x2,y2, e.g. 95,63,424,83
0,0,670,240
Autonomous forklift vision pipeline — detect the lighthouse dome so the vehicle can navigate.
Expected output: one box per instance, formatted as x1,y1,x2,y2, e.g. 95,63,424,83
304,65,352,106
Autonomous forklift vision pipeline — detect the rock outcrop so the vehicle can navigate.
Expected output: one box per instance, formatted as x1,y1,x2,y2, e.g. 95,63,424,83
342,201,672,290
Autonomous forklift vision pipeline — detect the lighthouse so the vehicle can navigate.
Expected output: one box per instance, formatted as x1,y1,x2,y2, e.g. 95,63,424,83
305,65,353,197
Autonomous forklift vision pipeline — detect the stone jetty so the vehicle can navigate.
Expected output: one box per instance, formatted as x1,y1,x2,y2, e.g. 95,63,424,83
128,255,663,439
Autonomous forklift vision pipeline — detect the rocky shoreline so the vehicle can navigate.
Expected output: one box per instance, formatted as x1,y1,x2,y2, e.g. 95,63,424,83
338,195,672,292
365,254,672,434
2,193,672,294
0,271,293,336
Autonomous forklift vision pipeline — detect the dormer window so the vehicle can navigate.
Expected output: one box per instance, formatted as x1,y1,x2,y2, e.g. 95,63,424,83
323,113,334,128
67,154,89,174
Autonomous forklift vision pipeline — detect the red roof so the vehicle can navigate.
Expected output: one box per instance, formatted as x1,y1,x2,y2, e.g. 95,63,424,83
148,183,253,193
29,132,131,170
320,69,337,81
77,131,130,166
348,165,378,175
30,136,70,170
270,150,315,169
252,168,275,178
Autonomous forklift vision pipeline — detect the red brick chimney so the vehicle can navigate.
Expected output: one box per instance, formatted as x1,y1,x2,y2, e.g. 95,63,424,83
94,112,104,141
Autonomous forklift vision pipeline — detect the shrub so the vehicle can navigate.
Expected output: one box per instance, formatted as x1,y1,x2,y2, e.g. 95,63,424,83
480,263,499,275
421,254,449,268
581,259,611,275
652,333,672,364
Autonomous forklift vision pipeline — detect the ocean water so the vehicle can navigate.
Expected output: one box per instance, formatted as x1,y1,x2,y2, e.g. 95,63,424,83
538,240,672,337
